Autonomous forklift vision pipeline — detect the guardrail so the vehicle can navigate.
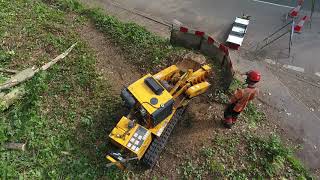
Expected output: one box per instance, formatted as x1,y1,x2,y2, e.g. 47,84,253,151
170,26,234,90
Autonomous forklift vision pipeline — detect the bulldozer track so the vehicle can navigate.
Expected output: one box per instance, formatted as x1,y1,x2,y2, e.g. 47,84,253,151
142,107,185,168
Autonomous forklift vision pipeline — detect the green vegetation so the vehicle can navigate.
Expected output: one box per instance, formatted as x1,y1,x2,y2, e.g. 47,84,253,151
243,102,265,126
180,134,312,179
0,0,122,178
245,134,311,179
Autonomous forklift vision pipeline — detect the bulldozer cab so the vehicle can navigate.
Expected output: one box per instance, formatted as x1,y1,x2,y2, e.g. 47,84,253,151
106,62,212,169
121,74,174,128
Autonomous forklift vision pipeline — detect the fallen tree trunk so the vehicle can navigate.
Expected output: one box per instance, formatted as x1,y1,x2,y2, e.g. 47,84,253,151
0,68,36,91
0,43,77,91
0,87,25,111
5,142,26,151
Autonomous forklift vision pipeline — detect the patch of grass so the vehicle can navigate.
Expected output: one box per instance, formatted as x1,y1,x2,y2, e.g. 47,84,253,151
245,134,312,179
208,160,225,178
0,49,15,66
0,0,124,179
243,102,265,126
228,78,245,94
212,78,244,105
181,146,227,179
180,160,205,180
0,74,8,84
200,147,215,158
191,133,312,179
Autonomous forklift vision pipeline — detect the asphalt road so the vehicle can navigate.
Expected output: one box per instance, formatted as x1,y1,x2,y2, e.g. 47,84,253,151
265,0,320,10
111,0,320,77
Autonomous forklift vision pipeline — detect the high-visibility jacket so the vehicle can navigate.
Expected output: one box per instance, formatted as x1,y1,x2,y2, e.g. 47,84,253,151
230,86,258,112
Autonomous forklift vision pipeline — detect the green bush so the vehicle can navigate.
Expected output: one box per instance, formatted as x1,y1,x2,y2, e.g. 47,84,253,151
246,134,312,179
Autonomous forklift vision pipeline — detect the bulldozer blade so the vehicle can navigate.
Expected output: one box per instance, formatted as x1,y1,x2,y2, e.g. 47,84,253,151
106,155,138,169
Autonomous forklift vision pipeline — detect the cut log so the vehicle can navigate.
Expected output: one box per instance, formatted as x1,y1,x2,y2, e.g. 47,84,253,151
5,142,26,151
0,87,25,111
0,68,35,91
0,43,77,91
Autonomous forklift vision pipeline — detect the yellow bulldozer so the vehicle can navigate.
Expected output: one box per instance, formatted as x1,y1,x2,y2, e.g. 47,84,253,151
106,62,212,169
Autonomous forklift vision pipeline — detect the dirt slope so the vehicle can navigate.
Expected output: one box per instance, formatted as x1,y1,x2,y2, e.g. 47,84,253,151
77,21,141,93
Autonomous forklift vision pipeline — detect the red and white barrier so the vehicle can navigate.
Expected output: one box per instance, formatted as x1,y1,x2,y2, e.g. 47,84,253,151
298,0,304,6
294,16,308,33
171,26,235,89
172,26,205,49
288,5,301,18
207,36,215,44
195,31,205,37
202,35,215,45
179,26,205,37
179,26,188,33
219,44,229,56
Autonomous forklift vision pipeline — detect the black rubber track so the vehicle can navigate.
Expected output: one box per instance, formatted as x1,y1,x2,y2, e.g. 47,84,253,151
142,107,185,168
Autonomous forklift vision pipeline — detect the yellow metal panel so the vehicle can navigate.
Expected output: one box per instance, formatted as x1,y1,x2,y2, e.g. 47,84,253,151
127,74,173,114
186,82,211,98
187,65,212,84
202,64,212,72
153,65,179,81
109,116,153,159
109,116,139,147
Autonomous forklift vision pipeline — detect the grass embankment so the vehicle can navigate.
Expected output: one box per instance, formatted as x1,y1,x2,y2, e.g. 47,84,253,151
0,0,121,178
0,0,312,179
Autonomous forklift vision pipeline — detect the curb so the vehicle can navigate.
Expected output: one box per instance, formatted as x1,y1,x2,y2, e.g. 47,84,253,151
264,58,319,76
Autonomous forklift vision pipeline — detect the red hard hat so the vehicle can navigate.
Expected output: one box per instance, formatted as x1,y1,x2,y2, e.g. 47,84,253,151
247,70,261,82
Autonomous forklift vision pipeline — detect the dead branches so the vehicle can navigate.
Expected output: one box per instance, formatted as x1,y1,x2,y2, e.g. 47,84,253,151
0,43,77,111
0,43,77,91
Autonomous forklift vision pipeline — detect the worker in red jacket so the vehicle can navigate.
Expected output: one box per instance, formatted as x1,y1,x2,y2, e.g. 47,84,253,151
223,70,261,128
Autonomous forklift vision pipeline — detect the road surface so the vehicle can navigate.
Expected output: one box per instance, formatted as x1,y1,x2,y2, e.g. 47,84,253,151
109,0,320,78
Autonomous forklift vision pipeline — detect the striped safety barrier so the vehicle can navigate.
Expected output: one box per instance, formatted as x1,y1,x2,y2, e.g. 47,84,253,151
294,16,309,33
171,25,235,89
288,5,301,18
